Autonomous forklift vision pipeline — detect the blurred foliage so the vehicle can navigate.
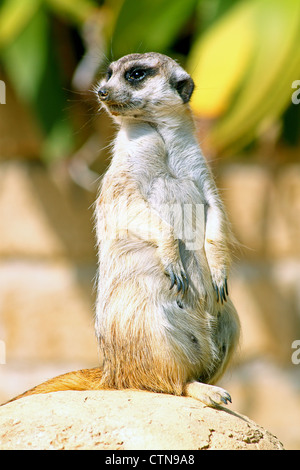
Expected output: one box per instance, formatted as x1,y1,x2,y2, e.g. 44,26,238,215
0,0,299,162
188,0,300,155
110,0,198,57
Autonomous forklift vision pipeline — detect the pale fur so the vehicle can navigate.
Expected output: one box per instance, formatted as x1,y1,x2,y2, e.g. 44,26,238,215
4,53,239,407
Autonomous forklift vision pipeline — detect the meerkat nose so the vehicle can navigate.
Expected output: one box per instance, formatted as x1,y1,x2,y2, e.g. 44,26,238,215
98,88,110,101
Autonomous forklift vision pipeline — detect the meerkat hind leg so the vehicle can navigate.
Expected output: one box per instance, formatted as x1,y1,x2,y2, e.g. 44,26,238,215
183,381,232,407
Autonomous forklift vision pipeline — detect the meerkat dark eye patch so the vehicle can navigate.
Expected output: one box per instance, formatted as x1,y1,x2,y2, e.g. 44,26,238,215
125,65,158,86
170,74,195,103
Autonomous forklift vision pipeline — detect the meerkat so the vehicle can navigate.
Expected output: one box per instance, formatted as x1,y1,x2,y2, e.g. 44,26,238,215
4,53,239,407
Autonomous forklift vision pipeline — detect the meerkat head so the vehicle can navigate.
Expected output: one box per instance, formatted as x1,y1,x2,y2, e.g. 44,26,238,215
95,52,194,122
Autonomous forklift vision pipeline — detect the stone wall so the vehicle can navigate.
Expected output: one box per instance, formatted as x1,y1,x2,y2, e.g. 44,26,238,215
0,159,299,448
0,161,99,400
218,163,300,450
219,164,300,363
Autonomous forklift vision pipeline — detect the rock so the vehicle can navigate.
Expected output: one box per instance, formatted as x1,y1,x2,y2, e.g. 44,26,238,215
220,359,300,450
0,390,284,450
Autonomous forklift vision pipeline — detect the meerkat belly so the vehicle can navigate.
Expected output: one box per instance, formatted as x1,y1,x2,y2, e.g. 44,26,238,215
148,175,212,296
96,235,215,393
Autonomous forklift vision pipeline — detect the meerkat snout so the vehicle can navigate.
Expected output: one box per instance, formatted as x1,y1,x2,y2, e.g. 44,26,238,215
98,88,109,101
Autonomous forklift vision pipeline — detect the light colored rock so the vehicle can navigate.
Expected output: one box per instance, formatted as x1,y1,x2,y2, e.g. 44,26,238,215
220,359,300,451
0,390,284,450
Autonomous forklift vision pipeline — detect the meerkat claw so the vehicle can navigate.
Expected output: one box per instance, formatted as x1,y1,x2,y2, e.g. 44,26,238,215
213,280,228,304
220,392,232,405
169,270,176,290
181,271,189,294
214,283,220,302
166,266,188,294
220,286,225,304
220,396,229,405
176,276,182,293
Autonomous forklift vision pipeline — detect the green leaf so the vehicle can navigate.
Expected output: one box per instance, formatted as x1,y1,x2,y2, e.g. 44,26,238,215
1,7,74,161
0,0,41,48
111,0,198,58
45,0,97,25
188,0,256,117
1,6,48,102
211,0,300,154
42,119,74,163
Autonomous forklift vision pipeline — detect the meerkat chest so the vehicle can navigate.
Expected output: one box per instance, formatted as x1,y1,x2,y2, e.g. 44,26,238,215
114,122,204,202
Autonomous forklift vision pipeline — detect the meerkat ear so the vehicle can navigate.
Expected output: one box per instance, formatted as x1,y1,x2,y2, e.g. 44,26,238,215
170,71,195,103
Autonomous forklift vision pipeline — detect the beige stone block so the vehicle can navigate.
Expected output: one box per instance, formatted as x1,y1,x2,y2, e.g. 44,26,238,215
219,164,300,259
219,164,271,258
230,261,300,363
266,165,300,258
0,161,96,260
0,260,98,363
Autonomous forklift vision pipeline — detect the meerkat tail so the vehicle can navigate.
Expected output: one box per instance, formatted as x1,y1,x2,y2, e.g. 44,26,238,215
3,368,103,404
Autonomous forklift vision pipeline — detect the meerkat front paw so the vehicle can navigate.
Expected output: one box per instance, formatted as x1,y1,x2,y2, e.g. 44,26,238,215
204,238,230,303
157,240,189,294
211,270,228,304
200,384,232,407
165,262,189,294
184,381,232,407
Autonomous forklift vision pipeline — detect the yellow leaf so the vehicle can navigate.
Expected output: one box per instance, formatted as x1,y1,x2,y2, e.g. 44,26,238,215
187,1,256,118
209,0,300,153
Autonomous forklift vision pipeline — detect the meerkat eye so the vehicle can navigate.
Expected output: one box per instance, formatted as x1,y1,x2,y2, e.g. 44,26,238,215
125,68,147,83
